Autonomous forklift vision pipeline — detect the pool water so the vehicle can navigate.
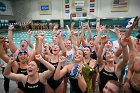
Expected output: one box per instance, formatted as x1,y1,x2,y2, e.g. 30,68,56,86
0,29,138,49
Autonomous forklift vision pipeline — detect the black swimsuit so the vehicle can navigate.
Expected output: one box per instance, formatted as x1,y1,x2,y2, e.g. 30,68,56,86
17,65,27,92
47,58,63,90
90,51,97,60
99,66,118,93
24,75,45,93
69,74,83,93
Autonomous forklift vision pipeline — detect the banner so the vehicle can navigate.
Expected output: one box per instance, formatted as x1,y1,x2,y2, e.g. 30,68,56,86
72,0,88,13
0,0,13,15
38,2,52,15
111,0,128,12
64,0,70,14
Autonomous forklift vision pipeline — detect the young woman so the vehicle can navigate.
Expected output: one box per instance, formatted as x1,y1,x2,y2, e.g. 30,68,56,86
37,32,66,93
103,80,123,93
97,35,128,93
54,49,87,93
82,46,97,93
0,36,29,93
3,54,55,93
0,38,12,93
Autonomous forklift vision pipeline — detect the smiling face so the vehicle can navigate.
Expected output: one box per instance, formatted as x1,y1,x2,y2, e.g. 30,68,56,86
18,52,29,62
20,40,28,50
27,61,39,76
52,45,60,55
105,50,115,62
103,82,119,93
74,49,84,63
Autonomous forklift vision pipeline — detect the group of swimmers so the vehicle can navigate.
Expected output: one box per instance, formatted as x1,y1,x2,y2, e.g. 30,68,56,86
20,23,58,31
0,16,140,93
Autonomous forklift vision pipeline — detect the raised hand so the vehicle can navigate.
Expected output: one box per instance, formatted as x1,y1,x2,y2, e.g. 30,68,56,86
0,35,5,44
8,57,16,64
8,25,14,31
82,24,87,30
56,30,62,37
83,22,88,28
100,35,109,45
125,16,140,38
131,16,140,28
114,27,121,37
71,22,75,29
119,37,129,48
39,32,45,39
34,34,39,39
35,54,43,61
96,25,106,34
27,29,31,35
59,56,66,64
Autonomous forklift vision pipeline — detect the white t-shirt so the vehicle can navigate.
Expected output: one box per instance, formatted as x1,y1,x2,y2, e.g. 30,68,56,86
0,49,12,67
64,48,75,66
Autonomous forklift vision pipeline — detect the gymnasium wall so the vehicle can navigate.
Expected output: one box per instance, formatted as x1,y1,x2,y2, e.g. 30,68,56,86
12,0,140,21
0,0,140,28
0,0,14,20
99,0,140,18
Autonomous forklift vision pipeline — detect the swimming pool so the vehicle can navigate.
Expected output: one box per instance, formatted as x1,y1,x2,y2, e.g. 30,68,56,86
0,29,138,49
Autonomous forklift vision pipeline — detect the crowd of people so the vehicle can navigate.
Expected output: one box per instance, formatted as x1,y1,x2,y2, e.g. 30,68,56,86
0,16,140,93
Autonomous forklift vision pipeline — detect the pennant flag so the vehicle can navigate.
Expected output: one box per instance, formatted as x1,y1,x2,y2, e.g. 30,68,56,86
90,3,95,7
90,0,95,2
65,5,69,8
65,0,69,3
72,13,76,17
90,9,94,12
65,10,70,13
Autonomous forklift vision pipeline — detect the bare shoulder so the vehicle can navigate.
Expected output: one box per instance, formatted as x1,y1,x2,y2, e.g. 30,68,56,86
21,75,28,85
38,73,47,85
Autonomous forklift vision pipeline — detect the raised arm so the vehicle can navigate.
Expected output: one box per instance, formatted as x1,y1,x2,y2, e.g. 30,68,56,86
70,22,75,30
36,32,45,54
52,24,58,36
54,56,68,80
97,35,108,65
116,37,128,78
33,34,39,50
35,54,55,78
8,25,18,53
94,25,106,45
3,57,25,81
86,23,92,42
57,32,66,56
66,25,79,49
125,16,139,38
27,29,34,48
